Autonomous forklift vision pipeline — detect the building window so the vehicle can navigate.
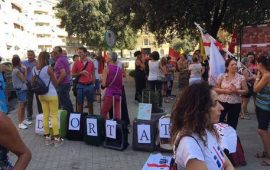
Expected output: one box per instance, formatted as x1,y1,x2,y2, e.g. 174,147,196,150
13,23,21,30
34,11,48,15
35,22,50,26
144,39,150,46
11,3,22,13
37,34,51,38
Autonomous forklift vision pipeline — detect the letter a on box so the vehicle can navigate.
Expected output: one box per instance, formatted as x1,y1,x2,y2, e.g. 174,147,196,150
138,124,151,143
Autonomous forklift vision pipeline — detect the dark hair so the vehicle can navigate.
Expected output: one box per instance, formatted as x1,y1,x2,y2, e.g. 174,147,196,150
180,53,187,60
192,56,198,63
257,55,270,71
78,47,87,53
247,52,256,64
150,51,160,61
171,82,218,146
27,50,35,55
12,54,21,67
224,58,236,73
194,49,200,54
54,46,62,53
73,54,79,60
134,51,142,57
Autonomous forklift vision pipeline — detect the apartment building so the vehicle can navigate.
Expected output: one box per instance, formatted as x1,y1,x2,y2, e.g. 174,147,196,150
0,0,67,61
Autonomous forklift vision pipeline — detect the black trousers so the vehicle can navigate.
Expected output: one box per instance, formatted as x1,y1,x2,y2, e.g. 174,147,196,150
27,89,42,120
219,102,241,129
148,80,162,107
134,71,146,101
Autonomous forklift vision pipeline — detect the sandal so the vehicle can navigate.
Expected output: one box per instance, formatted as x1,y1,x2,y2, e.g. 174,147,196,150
255,151,268,158
243,115,251,120
261,160,270,166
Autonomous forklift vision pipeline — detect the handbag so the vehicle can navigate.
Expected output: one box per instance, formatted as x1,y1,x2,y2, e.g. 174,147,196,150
72,61,89,96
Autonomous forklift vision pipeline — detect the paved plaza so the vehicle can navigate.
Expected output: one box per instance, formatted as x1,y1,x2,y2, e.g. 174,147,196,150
6,77,270,170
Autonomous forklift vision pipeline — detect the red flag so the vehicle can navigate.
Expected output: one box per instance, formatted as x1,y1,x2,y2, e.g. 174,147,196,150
228,27,237,53
104,51,108,62
168,48,179,66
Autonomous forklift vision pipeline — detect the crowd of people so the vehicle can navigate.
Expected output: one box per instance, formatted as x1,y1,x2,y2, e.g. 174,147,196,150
170,52,270,168
0,45,269,169
133,49,270,168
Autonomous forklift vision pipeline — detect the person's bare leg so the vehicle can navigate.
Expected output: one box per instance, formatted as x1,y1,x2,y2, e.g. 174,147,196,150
88,102,93,114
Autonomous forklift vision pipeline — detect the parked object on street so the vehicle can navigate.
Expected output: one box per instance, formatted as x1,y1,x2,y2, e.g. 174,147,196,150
35,110,68,138
104,95,129,151
84,93,105,146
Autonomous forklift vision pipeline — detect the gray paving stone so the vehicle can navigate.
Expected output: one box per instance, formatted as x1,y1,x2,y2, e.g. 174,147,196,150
6,78,270,170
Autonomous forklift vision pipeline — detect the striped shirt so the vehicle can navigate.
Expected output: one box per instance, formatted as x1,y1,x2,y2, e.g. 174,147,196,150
256,86,270,111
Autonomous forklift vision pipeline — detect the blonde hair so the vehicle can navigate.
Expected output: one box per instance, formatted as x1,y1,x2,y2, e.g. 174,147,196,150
37,51,49,69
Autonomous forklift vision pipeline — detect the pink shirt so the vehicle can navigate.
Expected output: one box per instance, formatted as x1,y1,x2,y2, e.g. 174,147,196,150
217,73,245,104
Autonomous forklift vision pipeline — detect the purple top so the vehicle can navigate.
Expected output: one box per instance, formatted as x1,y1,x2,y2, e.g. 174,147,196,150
54,55,70,84
105,64,122,97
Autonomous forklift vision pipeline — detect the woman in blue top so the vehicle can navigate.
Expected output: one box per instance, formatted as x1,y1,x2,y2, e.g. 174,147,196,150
253,55,270,166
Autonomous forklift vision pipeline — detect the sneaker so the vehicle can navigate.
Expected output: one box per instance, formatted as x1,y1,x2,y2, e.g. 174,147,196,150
45,136,54,146
18,123,28,129
54,137,64,147
23,120,32,125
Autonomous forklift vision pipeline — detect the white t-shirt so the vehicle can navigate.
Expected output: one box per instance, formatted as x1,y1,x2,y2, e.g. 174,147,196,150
176,130,225,170
148,60,160,81
189,63,202,78
32,66,57,96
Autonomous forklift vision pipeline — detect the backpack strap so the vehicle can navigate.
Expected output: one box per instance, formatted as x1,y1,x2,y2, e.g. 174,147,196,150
172,132,204,167
34,66,51,88
76,61,89,82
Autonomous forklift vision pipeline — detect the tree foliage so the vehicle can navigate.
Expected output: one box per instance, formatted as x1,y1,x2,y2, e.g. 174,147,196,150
56,0,137,50
170,36,197,54
114,0,270,43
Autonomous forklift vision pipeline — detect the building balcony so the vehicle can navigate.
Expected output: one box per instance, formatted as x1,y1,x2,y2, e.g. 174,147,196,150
32,3,52,13
10,11,24,25
35,26,53,35
34,15,51,23
37,38,53,46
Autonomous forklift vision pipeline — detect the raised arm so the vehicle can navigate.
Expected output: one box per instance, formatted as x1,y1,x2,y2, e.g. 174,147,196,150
0,112,31,169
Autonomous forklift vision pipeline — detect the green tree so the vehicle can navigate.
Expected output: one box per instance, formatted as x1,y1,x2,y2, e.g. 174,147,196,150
114,0,270,42
171,36,197,54
56,0,137,50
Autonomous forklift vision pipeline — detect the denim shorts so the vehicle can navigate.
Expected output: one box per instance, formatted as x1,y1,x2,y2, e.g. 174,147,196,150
256,106,270,130
95,79,100,90
76,83,94,104
16,89,27,103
